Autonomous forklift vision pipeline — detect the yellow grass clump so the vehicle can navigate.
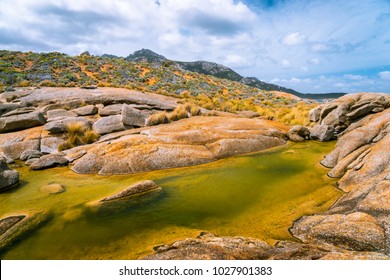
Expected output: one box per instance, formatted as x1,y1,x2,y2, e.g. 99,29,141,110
58,122,100,151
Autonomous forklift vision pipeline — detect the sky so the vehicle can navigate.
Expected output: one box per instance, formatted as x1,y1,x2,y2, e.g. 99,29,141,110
0,0,389,93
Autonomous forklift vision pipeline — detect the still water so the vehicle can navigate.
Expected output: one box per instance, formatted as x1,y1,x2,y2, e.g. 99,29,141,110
0,141,341,259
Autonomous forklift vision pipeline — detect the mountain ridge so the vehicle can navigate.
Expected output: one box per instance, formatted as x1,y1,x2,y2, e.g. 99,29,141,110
124,49,345,99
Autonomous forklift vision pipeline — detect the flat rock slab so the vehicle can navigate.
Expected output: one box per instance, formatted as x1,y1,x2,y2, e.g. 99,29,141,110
0,211,50,252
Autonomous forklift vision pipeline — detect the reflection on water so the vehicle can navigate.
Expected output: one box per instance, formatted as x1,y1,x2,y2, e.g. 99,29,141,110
0,141,341,259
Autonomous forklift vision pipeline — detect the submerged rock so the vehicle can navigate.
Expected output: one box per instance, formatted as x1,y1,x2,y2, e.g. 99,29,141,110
40,183,65,194
0,211,51,252
102,180,160,201
88,180,161,206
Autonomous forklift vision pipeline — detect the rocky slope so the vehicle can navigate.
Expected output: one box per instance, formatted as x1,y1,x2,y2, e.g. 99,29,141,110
145,92,390,260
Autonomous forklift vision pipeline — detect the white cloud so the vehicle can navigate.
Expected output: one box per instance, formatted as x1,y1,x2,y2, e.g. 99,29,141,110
379,71,390,80
279,59,291,69
344,74,366,80
0,0,389,93
281,32,306,46
308,58,321,65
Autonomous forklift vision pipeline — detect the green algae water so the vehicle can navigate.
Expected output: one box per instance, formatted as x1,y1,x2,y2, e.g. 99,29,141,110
0,141,341,259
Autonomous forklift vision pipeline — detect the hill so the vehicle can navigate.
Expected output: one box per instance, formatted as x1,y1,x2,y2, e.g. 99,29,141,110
125,49,308,97
0,49,320,125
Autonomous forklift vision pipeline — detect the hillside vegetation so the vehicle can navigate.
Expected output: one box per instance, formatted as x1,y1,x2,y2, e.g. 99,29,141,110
0,50,317,125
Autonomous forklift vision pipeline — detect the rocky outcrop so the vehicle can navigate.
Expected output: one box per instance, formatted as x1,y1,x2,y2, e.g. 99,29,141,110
19,87,178,111
72,117,288,175
29,154,68,170
0,211,51,252
0,111,46,133
290,104,390,257
144,232,390,260
146,93,390,260
309,92,390,134
0,156,19,191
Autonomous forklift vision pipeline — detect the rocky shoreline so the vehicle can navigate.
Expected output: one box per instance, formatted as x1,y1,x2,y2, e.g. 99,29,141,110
1,88,389,259
145,92,390,260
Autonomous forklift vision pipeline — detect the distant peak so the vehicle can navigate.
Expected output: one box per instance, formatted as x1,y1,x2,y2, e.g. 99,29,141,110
126,49,167,63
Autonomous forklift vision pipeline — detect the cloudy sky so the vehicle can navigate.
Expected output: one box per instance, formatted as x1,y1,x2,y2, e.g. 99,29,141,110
1,0,389,93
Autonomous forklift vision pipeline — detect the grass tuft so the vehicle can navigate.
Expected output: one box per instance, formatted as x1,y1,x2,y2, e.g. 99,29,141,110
58,122,99,151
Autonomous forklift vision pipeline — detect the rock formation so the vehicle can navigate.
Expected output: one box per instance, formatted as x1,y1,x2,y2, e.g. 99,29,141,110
0,156,19,191
0,211,50,252
145,93,390,260
72,116,288,175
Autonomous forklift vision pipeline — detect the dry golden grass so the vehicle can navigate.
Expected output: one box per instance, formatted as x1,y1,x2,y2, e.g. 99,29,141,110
146,112,170,126
58,122,100,151
146,103,202,126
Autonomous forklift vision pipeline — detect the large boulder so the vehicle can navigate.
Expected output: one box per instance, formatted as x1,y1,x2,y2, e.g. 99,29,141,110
98,104,123,116
72,117,288,175
40,137,66,153
291,212,386,252
121,104,151,127
29,154,68,170
287,125,310,142
309,124,335,141
0,127,42,160
0,156,19,191
92,115,127,135
0,111,46,133
43,117,92,134
72,105,98,116
20,150,43,161
46,109,77,121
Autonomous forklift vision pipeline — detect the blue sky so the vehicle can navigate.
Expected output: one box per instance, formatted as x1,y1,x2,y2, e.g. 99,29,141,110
0,0,389,93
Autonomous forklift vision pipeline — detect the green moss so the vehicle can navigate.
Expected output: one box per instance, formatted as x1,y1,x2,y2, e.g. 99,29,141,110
0,141,341,259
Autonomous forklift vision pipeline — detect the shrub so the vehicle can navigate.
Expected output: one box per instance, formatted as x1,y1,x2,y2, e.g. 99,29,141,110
39,80,56,87
58,122,99,151
146,112,170,126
